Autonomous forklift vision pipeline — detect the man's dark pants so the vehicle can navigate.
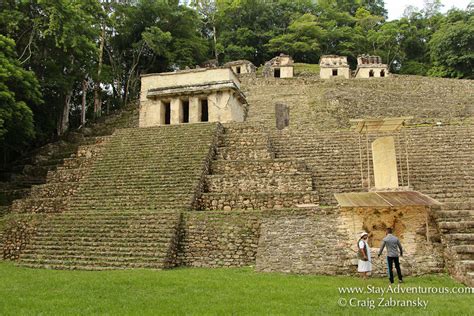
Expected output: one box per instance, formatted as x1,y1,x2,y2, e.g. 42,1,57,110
386,256,403,283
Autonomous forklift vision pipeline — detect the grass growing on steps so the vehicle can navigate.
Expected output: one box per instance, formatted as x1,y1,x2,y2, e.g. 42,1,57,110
0,262,472,315
294,63,320,76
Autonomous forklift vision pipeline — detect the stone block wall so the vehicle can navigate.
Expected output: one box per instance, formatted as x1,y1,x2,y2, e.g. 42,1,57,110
177,211,261,267
205,174,313,193
256,208,354,275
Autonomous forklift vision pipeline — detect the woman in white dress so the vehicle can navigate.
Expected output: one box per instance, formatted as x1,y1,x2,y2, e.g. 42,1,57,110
357,232,372,279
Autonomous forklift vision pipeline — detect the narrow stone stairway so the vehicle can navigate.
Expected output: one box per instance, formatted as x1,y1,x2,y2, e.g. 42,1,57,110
199,122,318,210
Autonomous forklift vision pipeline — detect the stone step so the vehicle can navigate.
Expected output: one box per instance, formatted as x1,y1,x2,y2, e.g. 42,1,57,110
452,245,474,254
445,233,474,242
459,260,474,270
29,182,78,198
205,173,313,193
21,247,170,257
434,210,474,219
437,221,474,233
18,259,166,270
216,147,273,160
12,197,68,213
46,168,84,183
199,192,319,211
210,159,307,175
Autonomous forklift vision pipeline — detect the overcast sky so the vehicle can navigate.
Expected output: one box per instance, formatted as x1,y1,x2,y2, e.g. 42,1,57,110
385,0,472,20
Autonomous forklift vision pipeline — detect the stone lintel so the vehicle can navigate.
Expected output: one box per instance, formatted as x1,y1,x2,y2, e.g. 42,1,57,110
146,81,247,104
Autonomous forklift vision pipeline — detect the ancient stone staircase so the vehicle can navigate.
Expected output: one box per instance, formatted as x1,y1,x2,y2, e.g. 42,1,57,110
7,123,221,270
68,124,220,212
199,122,318,211
432,202,474,286
17,211,181,270
0,103,139,211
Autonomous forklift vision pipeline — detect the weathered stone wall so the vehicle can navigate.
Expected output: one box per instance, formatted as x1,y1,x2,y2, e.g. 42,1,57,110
2,214,39,260
320,67,350,79
256,208,354,275
177,211,261,267
199,192,318,211
338,206,445,276
276,66,294,78
205,174,312,193
355,66,389,78
240,76,474,127
210,159,307,176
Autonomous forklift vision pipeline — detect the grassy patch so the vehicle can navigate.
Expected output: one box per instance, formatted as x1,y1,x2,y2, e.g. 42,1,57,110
294,63,320,76
0,262,472,315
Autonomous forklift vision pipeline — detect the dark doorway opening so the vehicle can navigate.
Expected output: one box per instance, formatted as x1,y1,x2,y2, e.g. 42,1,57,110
236,66,241,74
380,70,385,77
274,68,281,78
164,102,171,125
201,99,209,122
369,70,374,77
182,100,189,123
332,69,338,76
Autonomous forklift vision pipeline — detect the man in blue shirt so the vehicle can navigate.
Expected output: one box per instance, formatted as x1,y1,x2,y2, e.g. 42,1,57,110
378,227,404,284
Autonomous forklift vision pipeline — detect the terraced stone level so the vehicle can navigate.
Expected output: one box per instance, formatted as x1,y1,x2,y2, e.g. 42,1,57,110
17,211,181,270
432,202,474,286
200,122,318,211
69,123,221,212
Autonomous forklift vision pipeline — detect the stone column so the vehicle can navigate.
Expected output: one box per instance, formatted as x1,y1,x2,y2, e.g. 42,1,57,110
189,96,200,123
139,99,162,127
207,92,219,122
170,97,182,124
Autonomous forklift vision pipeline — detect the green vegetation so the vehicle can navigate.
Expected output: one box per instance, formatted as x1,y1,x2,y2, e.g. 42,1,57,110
294,63,321,76
0,262,472,315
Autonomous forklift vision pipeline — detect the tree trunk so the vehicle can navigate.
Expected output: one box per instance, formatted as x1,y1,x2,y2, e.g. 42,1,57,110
58,92,72,136
213,24,218,60
94,26,105,118
81,79,88,126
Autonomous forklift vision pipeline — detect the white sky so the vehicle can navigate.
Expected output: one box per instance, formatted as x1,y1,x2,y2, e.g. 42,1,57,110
385,0,472,20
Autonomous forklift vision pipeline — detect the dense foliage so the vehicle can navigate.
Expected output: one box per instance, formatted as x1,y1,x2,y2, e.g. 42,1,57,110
0,0,472,163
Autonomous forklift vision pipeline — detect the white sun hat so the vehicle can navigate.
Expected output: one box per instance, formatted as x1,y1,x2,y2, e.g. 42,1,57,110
360,232,368,238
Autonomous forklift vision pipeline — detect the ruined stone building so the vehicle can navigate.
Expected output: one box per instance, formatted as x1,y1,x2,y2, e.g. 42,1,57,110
355,55,389,78
139,68,248,127
224,60,256,75
319,55,351,79
263,54,294,78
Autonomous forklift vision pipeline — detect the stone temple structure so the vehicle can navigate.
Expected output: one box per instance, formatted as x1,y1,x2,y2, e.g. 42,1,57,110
355,55,389,78
263,54,294,78
1,60,473,288
224,60,256,75
139,68,248,127
319,55,351,79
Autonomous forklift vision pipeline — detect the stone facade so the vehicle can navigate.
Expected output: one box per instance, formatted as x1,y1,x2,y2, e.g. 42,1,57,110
256,208,354,275
338,206,445,276
263,54,294,78
224,60,256,75
355,55,389,78
177,211,261,267
139,68,247,127
319,55,350,79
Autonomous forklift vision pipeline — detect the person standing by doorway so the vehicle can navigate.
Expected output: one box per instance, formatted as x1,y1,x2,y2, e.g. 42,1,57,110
378,228,404,284
357,232,372,279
